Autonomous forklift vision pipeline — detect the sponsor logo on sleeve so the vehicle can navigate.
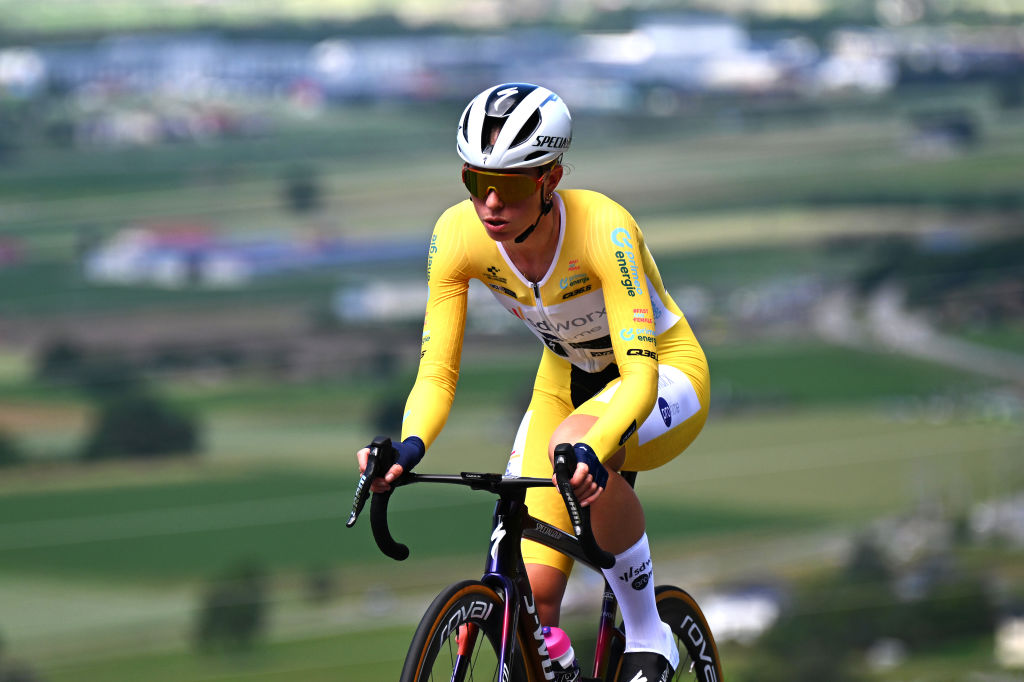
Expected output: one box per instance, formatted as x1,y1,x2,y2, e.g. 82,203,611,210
619,328,656,343
427,234,438,279
658,397,672,427
611,228,644,298
618,419,637,446
633,307,653,325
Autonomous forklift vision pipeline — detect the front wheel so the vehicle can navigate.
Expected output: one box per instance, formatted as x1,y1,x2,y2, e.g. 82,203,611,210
400,579,534,682
607,584,724,681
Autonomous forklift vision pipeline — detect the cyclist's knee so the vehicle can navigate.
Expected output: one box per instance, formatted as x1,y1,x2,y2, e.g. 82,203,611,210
547,414,596,459
547,416,626,472
526,563,568,624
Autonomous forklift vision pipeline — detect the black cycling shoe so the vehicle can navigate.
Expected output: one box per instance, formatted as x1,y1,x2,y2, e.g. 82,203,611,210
617,651,675,682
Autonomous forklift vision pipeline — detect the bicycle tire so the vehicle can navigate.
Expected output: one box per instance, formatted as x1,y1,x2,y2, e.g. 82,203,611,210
400,579,535,682
606,584,724,682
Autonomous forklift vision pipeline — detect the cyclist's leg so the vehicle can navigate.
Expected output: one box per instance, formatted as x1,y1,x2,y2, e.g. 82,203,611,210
566,351,709,677
510,350,577,627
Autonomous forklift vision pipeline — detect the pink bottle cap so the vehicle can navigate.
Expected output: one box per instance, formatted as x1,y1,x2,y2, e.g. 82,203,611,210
542,626,571,659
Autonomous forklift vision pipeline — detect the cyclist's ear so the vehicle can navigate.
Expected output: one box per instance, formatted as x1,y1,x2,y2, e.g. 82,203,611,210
544,164,564,195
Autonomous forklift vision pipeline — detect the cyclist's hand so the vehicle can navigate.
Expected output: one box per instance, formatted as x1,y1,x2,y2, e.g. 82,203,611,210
356,447,404,494
553,462,603,507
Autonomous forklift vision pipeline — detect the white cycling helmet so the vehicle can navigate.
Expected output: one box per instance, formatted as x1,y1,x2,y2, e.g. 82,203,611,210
457,83,572,169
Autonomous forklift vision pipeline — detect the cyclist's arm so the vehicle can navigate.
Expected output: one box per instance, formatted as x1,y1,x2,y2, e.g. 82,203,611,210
400,209,472,452
581,212,659,462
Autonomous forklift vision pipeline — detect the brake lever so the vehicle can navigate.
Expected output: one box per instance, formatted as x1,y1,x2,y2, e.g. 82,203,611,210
553,443,615,569
346,436,393,528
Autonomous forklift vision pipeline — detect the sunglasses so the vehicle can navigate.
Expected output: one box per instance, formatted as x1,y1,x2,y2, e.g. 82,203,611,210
462,166,545,203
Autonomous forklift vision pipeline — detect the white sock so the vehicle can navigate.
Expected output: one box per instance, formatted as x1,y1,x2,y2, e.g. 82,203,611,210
601,533,679,670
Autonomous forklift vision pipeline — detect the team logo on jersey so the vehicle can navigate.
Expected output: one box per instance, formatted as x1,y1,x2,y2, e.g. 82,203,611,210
633,307,653,325
488,283,517,299
568,258,580,272
559,273,589,290
658,397,672,427
620,328,655,343
562,284,591,300
484,266,507,284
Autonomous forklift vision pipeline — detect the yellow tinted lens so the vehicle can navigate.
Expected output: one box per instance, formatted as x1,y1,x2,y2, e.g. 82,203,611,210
463,169,539,202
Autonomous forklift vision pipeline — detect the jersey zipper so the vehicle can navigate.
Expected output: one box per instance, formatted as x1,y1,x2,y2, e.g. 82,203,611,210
531,280,598,373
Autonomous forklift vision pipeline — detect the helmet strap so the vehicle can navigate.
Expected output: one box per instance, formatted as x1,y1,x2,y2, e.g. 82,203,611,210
514,191,554,244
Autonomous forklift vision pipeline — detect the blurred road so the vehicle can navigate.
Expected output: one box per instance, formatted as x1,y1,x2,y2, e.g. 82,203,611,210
814,286,1024,386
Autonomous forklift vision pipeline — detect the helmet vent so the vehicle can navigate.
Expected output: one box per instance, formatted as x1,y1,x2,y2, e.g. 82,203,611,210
460,107,471,144
510,110,541,148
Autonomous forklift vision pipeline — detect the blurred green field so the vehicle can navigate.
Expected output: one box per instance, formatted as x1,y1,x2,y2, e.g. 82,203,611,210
2,80,1023,681
2,404,1018,681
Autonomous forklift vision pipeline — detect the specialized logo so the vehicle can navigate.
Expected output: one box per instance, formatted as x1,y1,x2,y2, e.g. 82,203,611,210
659,397,672,427
543,336,568,357
492,86,520,112
490,522,506,561
534,134,571,149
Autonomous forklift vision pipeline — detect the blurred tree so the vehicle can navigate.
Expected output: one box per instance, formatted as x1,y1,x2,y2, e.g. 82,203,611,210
80,392,200,461
304,564,337,605
0,431,23,468
195,561,270,653
282,164,323,214
370,393,405,436
34,337,87,385
844,534,891,583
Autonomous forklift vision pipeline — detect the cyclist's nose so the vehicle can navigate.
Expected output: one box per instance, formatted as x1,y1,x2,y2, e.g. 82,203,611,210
485,189,504,208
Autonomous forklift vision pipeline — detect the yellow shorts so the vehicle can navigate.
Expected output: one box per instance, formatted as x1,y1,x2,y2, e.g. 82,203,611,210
505,338,709,577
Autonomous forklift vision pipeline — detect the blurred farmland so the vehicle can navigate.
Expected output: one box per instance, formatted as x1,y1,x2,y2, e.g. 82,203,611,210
1,4,1024,682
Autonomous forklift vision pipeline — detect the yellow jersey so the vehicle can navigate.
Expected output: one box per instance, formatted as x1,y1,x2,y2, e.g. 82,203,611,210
402,189,704,461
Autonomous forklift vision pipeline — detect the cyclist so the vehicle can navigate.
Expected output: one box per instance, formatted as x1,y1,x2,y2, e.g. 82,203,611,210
356,83,709,682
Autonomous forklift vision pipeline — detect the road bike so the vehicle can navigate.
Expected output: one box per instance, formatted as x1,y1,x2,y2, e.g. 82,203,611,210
348,437,724,681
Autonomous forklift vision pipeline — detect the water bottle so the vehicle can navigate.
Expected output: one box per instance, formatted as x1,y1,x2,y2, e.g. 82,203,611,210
542,626,581,682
